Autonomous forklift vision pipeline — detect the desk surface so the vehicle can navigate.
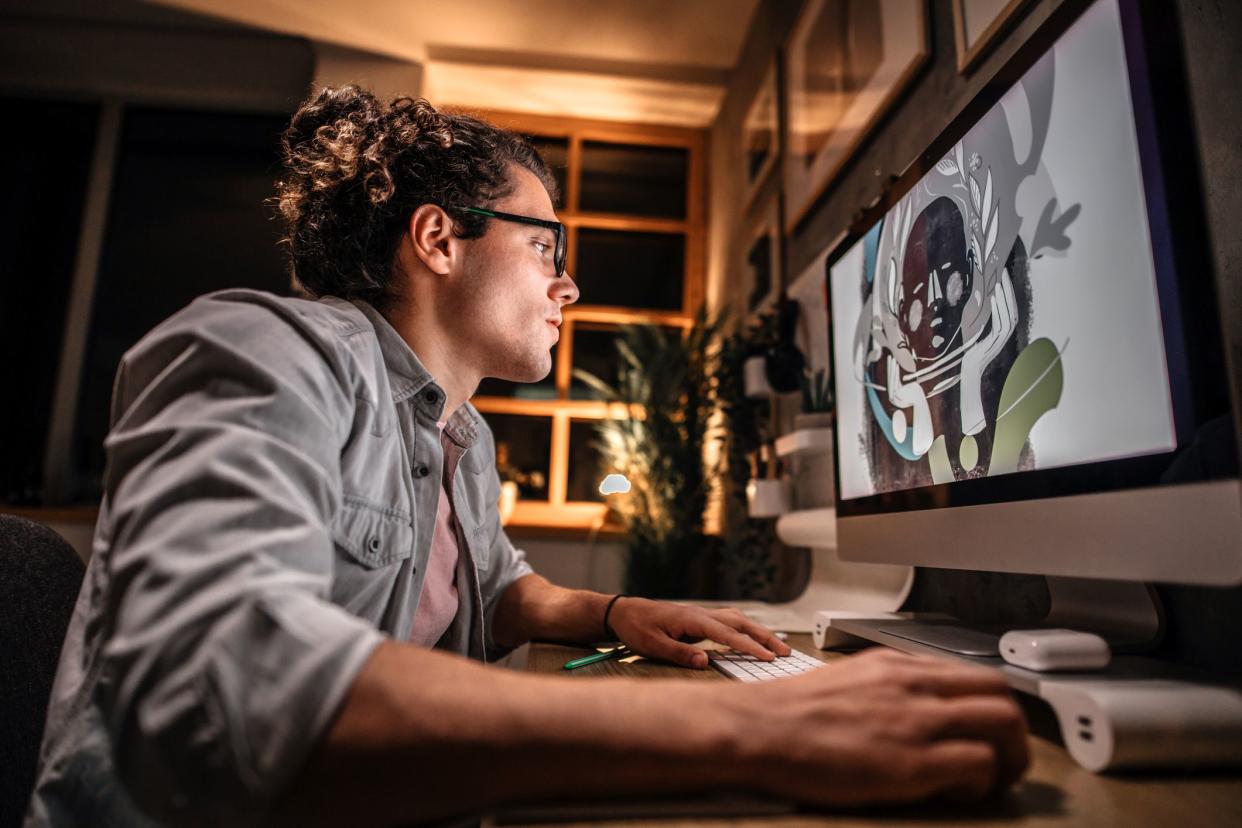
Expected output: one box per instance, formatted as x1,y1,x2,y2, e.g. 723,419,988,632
515,635,1242,828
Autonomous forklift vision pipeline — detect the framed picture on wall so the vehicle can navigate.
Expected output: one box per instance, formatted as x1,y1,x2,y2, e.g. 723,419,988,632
951,0,1035,73
787,240,833,386
741,193,782,319
782,0,929,234
741,59,780,207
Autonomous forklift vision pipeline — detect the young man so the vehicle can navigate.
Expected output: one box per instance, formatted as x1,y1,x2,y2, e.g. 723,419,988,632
27,88,1028,827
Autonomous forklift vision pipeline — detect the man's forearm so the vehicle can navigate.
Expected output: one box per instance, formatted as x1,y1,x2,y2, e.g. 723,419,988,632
492,572,616,647
277,640,746,826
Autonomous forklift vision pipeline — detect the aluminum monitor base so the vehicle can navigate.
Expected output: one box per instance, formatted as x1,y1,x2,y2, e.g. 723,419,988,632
826,615,1242,772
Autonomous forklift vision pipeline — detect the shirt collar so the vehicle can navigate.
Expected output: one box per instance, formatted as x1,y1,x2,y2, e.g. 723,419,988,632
351,299,481,449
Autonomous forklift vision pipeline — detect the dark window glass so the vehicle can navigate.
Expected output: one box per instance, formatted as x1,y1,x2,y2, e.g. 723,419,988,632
70,107,292,501
0,98,99,504
474,344,559,399
528,136,568,208
486,413,551,500
575,229,684,310
570,328,622,399
579,141,687,218
566,419,607,503
746,233,773,313
570,324,681,399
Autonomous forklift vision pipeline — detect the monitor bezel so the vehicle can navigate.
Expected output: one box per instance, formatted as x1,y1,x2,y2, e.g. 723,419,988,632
824,0,1238,521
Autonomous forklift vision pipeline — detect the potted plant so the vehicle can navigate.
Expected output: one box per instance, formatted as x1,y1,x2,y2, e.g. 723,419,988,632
795,368,834,431
575,311,720,599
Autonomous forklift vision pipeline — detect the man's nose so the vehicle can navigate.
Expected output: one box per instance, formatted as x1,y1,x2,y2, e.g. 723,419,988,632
554,271,580,306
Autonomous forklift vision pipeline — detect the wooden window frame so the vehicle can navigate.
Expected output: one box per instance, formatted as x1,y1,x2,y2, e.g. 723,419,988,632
465,110,707,538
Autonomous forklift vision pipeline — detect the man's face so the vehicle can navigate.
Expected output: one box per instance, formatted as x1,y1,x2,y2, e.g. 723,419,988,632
450,165,579,384
899,197,971,362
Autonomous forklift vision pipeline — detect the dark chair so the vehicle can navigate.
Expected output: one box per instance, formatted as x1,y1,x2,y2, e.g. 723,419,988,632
0,515,85,828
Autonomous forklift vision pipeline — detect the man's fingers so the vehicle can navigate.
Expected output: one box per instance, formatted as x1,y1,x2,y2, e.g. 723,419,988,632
701,620,776,661
928,696,1030,789
654,641,709,669
887,654,1013,698
712,611,792,656
919,740,1000,802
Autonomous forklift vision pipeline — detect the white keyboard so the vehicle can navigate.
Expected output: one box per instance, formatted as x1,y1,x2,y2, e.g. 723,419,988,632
708,648,827,682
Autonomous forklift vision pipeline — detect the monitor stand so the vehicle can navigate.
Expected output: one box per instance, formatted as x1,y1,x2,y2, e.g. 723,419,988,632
822,583,1242,774
851,575,1164,656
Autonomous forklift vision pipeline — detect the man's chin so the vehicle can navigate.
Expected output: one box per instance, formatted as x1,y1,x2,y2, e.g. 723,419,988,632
494,358,553,385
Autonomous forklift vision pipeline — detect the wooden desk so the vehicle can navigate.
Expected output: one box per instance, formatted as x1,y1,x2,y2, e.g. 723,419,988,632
513,635,1242,827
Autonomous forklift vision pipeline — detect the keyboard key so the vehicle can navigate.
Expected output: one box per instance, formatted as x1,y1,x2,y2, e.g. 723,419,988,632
708,648,826,682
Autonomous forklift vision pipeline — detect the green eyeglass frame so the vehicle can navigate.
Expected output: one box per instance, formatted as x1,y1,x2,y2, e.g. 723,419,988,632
462,207,567,278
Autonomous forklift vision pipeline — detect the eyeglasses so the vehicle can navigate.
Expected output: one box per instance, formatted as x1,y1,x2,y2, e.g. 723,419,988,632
462,207,567,278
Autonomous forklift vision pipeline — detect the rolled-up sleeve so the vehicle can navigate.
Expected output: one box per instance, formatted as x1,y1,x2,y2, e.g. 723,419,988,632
94,296,385,824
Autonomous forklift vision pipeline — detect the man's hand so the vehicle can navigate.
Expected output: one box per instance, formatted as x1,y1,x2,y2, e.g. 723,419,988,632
733,648,1030,805
606,597,792,668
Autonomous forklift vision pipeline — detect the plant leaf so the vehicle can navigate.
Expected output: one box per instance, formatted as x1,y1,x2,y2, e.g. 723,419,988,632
969,175,981,213
935,157,958,176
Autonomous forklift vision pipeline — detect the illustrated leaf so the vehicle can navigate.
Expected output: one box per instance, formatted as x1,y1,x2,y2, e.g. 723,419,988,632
901,197,913,248
983,168,993,223
935,157,959,176
887,257,899,313
969,175,981,213
986,204,999,262
954,142,965,181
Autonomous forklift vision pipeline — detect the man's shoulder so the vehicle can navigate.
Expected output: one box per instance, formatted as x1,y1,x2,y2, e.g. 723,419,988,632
117,289,385,411
171,288,371,341
128,289,380,369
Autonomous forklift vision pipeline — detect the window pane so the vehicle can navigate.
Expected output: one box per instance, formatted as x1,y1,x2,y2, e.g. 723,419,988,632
528,136,568,208
575,229,684,310
567,419,607,503
485,414,551,501
70,106,292,502
475,344,559,399
0,98,98,504
579,141,687,218
570,324,682,400
746,233,774,313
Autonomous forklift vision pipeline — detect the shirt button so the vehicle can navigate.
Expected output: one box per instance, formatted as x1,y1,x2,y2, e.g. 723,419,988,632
368,536,381,553
423,388,440,405
414,463,430,478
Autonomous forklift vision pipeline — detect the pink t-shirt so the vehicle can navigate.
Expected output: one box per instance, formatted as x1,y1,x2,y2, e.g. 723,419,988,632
410,424,462,647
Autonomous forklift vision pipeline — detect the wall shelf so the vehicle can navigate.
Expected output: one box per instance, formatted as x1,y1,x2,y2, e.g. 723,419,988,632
774,427,833,459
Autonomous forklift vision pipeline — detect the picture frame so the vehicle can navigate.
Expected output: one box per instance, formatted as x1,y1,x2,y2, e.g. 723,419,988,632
782,0,929,234
741,59,780,208
786,240,833,386
951,0,1035,74
740,192,782,321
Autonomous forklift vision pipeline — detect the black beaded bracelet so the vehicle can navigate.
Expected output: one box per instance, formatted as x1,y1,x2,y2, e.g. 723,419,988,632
602,593,629,642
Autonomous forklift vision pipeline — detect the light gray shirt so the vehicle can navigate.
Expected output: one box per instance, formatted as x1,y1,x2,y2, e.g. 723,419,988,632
25,290,535,826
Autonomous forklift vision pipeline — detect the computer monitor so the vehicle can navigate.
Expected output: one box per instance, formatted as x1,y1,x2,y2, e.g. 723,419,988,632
825,0,1242,586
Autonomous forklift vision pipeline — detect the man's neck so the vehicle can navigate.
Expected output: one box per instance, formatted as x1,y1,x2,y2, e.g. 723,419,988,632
381,304,478,419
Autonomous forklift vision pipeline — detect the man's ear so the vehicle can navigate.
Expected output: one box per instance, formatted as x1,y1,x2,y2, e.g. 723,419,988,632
407,204,457,276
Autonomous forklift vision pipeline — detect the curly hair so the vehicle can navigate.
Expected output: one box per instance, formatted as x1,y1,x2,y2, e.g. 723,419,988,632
275,85,558,308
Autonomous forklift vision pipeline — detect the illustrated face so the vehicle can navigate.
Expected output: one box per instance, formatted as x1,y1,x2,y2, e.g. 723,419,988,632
899,197,972,362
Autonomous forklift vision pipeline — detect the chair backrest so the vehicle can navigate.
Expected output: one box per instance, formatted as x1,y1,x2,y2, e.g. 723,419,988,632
0,515,85,828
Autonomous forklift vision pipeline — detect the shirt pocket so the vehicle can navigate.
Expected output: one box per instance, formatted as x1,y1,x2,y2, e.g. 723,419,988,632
332,498,415,568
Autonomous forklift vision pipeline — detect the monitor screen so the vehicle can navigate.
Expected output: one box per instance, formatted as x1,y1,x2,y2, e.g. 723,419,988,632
829,0,1182,502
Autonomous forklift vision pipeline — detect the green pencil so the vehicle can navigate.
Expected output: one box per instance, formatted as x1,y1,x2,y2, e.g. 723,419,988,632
563,646,629,670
